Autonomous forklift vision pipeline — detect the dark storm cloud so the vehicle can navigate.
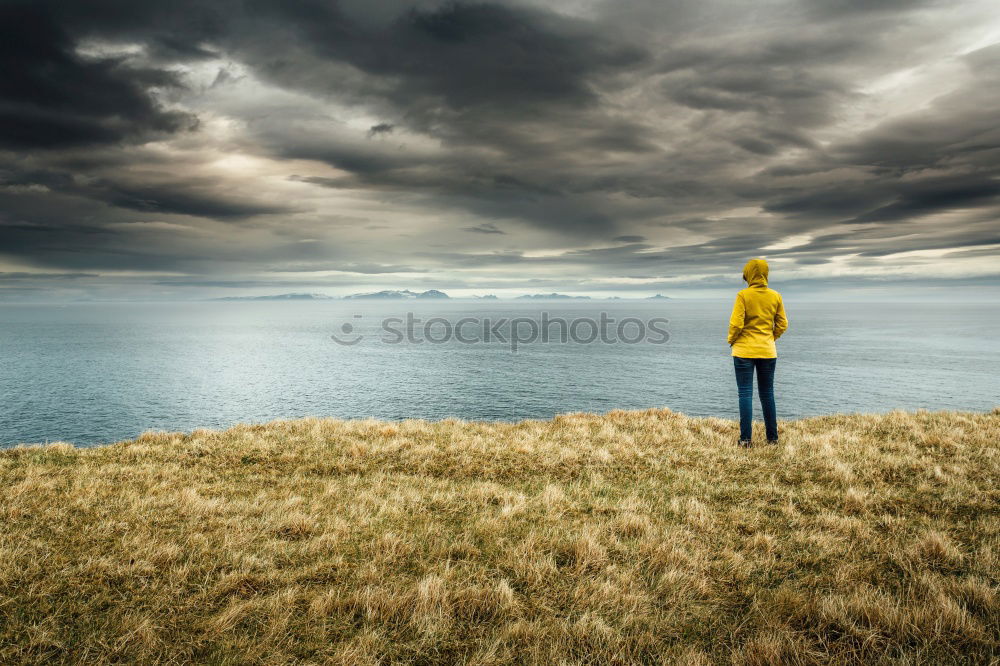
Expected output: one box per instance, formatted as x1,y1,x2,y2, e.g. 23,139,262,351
92,180,295,219
231,0,651,235
286,157,617,234
757,41,1000,224
367,123,394,137
0,3,195,150
462,223,505,234
2,165,294,221
258,1,644,111
1,0,998,296
853,176,1000,224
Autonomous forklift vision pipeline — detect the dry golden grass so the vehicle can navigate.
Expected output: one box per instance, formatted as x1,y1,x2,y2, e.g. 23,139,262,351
1,409,998,664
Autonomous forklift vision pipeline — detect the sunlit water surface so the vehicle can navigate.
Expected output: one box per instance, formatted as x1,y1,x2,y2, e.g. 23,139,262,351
1,300,997,447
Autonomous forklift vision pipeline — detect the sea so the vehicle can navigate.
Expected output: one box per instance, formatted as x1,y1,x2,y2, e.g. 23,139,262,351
1,300,997,447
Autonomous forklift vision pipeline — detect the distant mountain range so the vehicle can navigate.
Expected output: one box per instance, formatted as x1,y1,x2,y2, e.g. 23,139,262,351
343,289,449,300
515,293,591,300
210,293,334,301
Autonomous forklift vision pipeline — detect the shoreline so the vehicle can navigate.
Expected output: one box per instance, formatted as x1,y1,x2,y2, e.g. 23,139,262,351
4,406,999,450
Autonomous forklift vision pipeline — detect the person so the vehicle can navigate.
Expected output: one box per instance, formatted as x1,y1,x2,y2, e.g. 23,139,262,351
728,258,788,447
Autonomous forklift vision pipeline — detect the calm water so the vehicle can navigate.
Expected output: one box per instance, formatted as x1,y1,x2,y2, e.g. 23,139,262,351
1,300,997,447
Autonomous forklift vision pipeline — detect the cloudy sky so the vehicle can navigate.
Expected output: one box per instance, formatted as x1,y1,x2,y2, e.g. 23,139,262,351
1,0,999,300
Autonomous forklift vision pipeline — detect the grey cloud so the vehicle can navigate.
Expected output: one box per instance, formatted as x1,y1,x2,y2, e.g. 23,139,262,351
367,123,394,137
853,177,1000,224
0,271,100,281
0,0,997,296
462,223,505,234
3,164,294,220
0,3,196,150
94,180,296,220
273,262,425,274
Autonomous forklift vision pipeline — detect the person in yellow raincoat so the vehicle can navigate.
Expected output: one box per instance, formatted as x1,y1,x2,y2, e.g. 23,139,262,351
728,258,788,446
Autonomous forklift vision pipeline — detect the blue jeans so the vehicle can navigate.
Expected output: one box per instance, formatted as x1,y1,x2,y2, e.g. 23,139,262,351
733,356,778,442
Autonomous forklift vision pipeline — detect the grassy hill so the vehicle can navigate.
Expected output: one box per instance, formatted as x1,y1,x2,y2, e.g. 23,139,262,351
1,409,998,664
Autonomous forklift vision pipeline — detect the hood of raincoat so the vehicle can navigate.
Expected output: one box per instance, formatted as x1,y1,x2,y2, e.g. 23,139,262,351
742,258,769,287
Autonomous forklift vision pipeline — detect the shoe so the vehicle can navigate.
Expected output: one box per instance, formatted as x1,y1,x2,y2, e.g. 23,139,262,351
738,439,752,448
766,439,779,445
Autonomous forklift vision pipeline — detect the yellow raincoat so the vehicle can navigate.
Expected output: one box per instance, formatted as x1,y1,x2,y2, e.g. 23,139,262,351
728,258,788,358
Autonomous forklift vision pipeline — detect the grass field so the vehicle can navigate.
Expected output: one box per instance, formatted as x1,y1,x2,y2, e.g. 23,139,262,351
1,409,998,664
